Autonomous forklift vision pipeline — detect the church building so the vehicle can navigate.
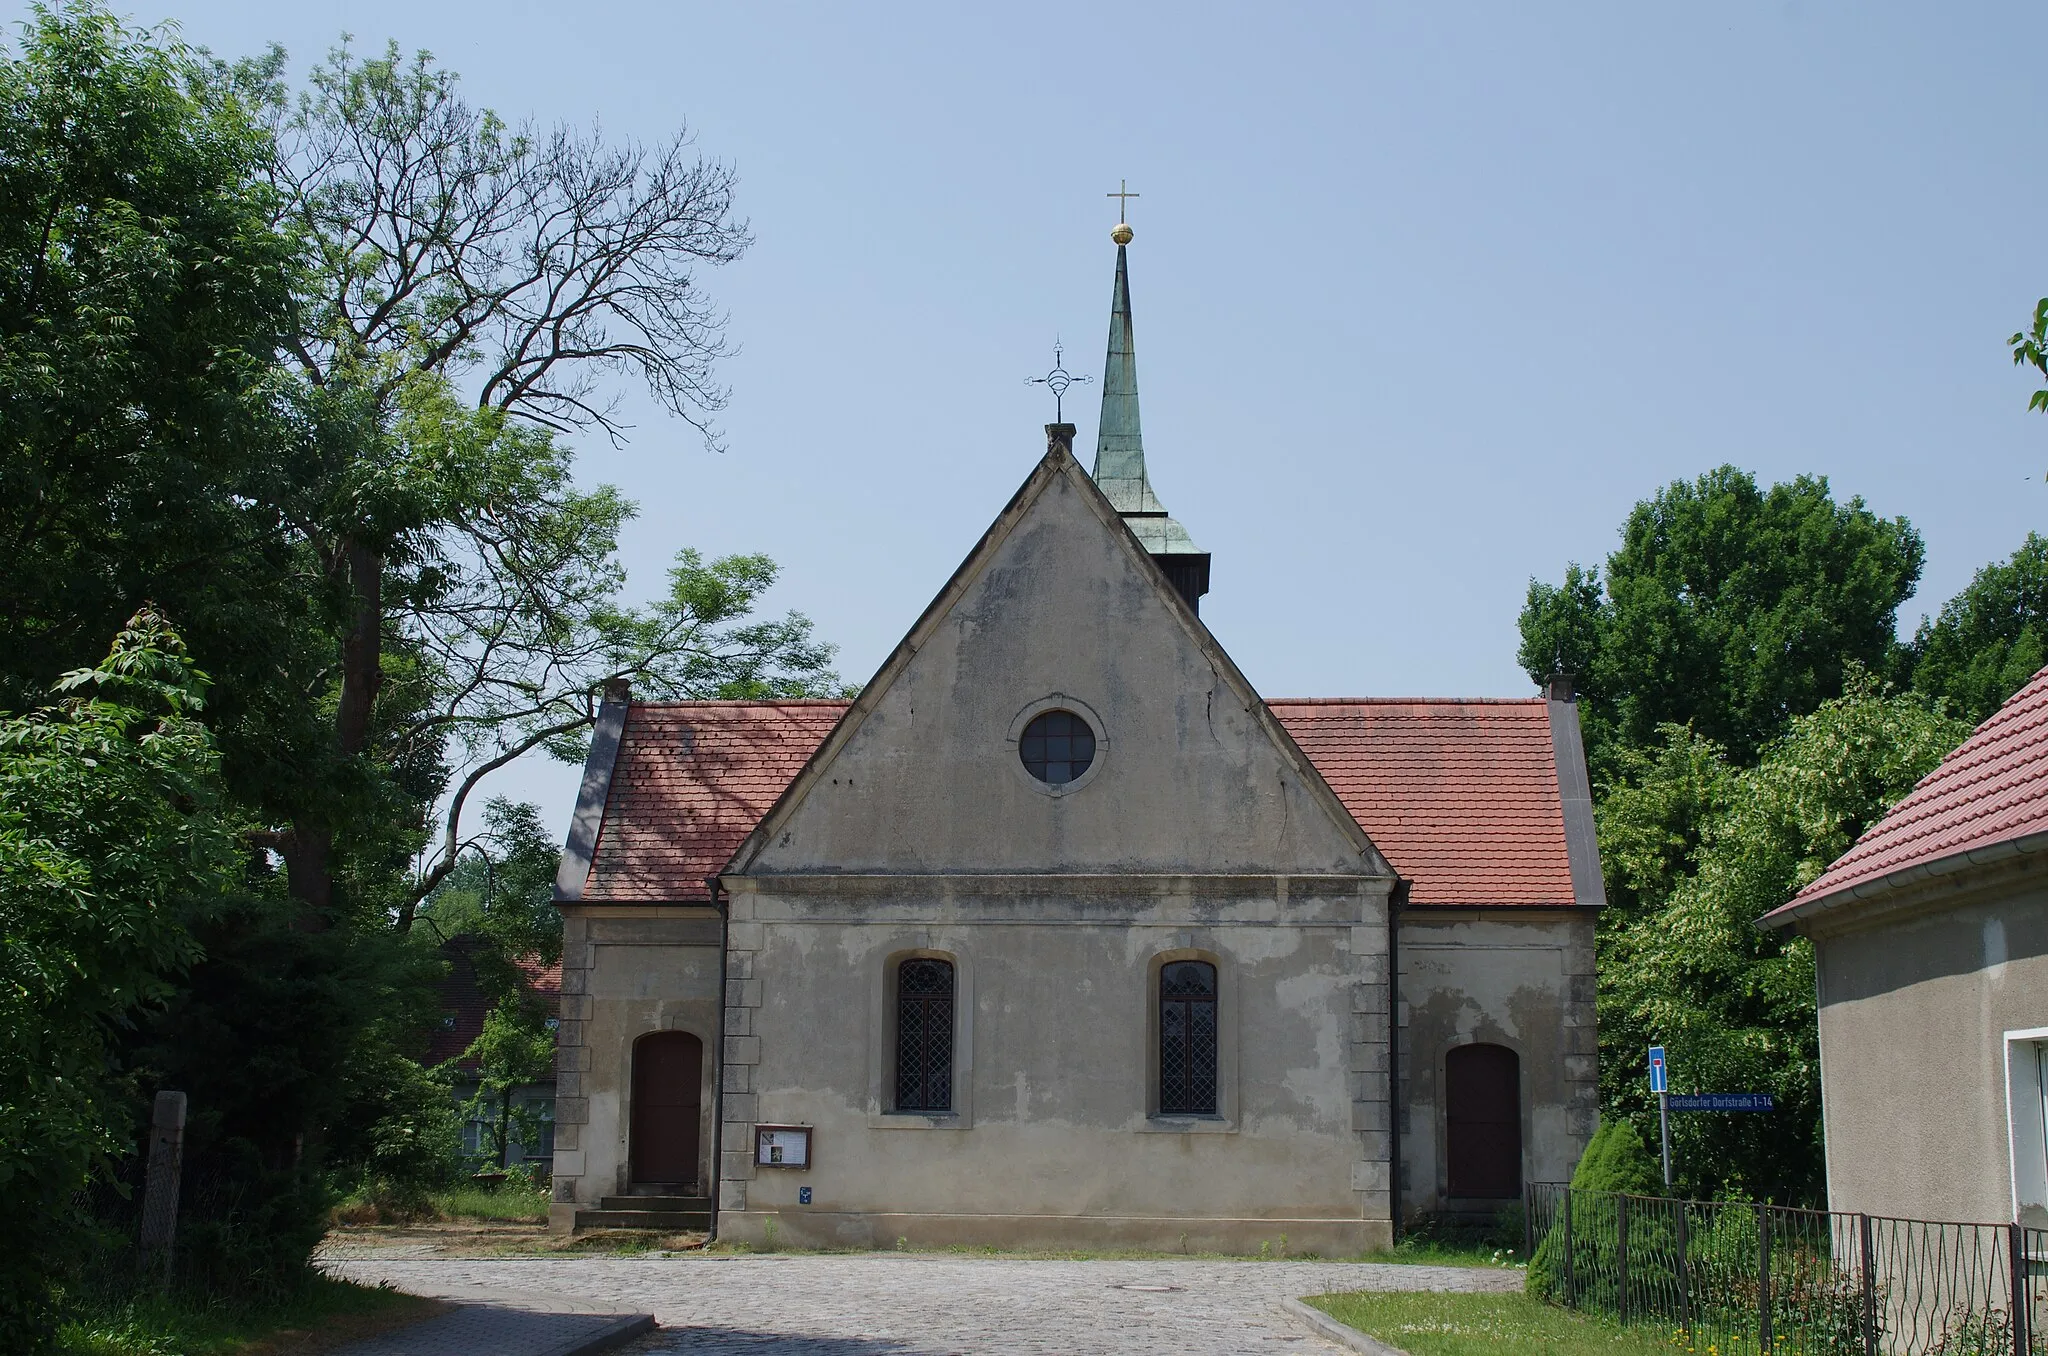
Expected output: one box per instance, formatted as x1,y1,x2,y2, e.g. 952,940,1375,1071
545,222,1603,1252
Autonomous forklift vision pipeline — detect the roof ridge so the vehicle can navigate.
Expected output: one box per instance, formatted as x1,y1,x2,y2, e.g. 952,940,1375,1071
628,698,855,709
1265,696,1549,708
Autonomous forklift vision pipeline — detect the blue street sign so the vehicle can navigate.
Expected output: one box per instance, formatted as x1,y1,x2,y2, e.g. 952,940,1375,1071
1667,1094,1774,1112
1648,1046,1668,1094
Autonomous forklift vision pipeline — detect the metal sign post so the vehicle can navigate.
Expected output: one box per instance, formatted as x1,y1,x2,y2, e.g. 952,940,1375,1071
1648,1046,1672,1189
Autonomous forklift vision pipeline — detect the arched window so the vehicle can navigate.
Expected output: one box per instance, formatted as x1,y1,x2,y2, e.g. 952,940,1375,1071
895,957,955,1112
1446,1043,1522,1199
1159,960,1219,1115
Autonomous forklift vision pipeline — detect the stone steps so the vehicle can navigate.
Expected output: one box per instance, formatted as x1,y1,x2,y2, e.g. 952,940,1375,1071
573,1195,713,1233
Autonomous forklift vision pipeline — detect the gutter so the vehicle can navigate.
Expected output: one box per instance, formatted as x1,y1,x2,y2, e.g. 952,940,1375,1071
706,875,728,1246
1387,879,1407,1243
1759,826,2048,931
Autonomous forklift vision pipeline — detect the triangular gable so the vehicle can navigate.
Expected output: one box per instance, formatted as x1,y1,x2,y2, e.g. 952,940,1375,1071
724,432,1391,879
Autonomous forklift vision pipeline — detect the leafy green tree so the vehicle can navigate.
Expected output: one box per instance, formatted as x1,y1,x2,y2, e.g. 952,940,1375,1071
456,998,557,1170
0,611,239,1348
0,4,299,724
332,1050,462,1212
1908,533,2048,724
1519,468,1924,776
124,897,445,1293
1597,684,1968,1203
219,37,763,917
0,7,405,1313
415,798,564,972
0,8,839,1311
380,383,842,929
1590,724,1736,925
2010,298,2048,427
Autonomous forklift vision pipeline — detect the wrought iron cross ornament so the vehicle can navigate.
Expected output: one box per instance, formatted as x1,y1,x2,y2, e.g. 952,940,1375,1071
1028,340,1090,422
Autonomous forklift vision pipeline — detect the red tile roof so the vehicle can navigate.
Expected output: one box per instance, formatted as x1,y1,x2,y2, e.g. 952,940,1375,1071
576,696,1582,908
1270,699,1577,907
1764,665,2048,924
582,702,849,904
425,940,563,1068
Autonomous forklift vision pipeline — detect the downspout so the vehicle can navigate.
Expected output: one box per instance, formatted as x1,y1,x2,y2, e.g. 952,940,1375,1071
1388,879,1407,1244
706,875,728,1246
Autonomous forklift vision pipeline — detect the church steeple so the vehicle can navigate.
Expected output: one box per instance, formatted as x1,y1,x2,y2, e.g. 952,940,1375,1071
1090,208,1211,614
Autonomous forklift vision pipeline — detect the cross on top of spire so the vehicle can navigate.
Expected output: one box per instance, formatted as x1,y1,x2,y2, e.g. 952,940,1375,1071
1107,179,1138,244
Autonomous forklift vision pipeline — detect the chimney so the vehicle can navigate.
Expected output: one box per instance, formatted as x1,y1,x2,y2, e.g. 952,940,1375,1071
1544,672,1576,702
601,677,632,705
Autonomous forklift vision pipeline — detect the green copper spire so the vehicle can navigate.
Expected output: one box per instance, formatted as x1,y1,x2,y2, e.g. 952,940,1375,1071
1091,239,1203,558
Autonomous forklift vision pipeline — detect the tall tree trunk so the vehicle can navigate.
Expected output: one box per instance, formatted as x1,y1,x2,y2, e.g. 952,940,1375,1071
333,537,385,757
284,537,383,915
278,829,333,914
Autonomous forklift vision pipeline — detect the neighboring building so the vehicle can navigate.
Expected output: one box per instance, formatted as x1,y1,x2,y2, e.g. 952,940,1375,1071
1762,668,2048,1227
545,229,1604,1249
428,935,562,1170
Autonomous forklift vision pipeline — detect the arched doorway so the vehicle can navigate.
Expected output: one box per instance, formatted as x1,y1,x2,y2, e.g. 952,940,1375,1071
630,1031,703,1191
1445,1043,1521,1199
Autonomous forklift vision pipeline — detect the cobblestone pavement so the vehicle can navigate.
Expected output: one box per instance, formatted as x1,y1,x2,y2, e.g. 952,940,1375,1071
324,1253,1518,1355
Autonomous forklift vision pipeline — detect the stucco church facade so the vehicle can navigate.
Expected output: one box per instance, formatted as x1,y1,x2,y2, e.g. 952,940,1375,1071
544,231,1603,1252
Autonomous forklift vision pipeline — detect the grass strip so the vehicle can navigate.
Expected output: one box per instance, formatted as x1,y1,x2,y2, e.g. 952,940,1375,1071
331,1178,551,1226
58,1276,437,1356
1305,1291,1685,1356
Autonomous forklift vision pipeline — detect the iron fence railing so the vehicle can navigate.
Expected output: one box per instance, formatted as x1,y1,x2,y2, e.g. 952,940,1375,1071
1525,1184,2047,1355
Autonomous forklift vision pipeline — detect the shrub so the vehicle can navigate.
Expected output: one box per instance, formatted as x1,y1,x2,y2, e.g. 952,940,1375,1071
1526,1121,1666,1302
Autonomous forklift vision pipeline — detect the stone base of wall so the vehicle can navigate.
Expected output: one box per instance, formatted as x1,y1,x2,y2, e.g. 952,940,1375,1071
547,1202,577,1234
713,1209,1392,1256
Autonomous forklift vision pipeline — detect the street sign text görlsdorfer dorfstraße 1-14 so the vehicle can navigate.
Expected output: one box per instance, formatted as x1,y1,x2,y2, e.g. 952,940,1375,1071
1665,1093,1774,1112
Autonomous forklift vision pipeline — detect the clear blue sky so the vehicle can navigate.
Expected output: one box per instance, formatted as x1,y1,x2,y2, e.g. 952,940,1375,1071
53,1,2048,832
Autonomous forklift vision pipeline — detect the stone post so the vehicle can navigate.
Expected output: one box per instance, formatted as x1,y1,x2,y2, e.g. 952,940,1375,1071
137,1091,187,1283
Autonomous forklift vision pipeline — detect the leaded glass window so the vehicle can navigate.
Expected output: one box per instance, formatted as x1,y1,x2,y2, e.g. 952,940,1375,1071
895,957,955,1112
1159,960,1218,1115
1019,710,1095,786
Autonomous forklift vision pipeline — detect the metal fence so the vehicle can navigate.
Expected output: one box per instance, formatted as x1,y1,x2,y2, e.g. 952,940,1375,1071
1525,1184,2047,1355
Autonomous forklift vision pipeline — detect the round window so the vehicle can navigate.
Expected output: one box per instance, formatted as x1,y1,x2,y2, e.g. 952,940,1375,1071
1019,709,1096,786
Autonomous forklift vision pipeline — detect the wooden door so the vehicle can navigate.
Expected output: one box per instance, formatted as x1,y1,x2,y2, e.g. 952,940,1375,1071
630,1031,702,1189
1445,1043,1521,1199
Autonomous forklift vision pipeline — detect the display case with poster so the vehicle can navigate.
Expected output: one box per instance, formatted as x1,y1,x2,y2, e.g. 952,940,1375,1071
755,1124,812,1169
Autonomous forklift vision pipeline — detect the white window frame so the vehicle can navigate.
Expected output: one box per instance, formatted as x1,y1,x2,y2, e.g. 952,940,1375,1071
2005,1026,2048,1226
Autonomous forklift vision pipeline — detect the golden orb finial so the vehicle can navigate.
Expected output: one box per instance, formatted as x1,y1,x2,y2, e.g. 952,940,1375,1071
1111,221,1134,245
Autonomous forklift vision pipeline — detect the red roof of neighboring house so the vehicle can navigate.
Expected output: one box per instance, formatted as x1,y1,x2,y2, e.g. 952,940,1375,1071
425,940,563,1068
577,696,1588,910
516,955,563,999
1269,699,1578,907
1764,665,2048,926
